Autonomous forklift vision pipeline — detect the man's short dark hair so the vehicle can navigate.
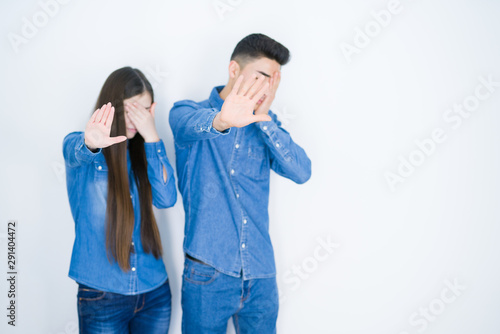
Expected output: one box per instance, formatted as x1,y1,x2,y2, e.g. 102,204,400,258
230,33,290,67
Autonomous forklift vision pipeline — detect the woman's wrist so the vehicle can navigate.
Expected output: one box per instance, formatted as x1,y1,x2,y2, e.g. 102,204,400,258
143,132,160,143
84,140,99,153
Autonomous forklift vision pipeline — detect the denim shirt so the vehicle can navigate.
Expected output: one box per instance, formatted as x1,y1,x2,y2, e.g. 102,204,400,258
62,131,177,295
169,86,311,280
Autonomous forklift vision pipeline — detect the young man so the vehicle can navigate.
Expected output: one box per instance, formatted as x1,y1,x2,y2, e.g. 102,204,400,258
169,33,311,333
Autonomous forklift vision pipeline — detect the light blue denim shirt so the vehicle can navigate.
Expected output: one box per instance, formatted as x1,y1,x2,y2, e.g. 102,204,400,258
169,86,311,280
62,131,177,295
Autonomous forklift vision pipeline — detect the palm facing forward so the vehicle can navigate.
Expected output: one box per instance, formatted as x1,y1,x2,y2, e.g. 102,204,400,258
214,75,272,130
84,102,127,150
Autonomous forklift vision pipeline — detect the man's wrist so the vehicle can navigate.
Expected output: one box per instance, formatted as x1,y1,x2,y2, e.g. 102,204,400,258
213,112,229,132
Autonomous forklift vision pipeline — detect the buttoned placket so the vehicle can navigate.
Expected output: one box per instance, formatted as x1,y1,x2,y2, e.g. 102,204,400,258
229,127,250,278
126,151,138,294
129,247,138,293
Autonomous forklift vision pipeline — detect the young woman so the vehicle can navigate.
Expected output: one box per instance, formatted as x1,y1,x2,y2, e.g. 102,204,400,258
62,67,177,333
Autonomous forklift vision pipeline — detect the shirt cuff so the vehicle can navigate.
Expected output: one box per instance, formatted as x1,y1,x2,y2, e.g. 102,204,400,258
144,139,167,159
256,119,278,135
200,109,231,135
76,134,102,163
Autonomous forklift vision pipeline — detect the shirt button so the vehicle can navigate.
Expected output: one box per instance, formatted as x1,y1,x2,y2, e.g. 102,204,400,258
263,126,268,131
235,144,240,149
131,241,134,246
130,195,132,198
157,149,161,153
276,143,280,148
241,243,246,249
97,166,102,170
243,219,247,224
236,194,240,198
131,267,136,271
231,169,235,175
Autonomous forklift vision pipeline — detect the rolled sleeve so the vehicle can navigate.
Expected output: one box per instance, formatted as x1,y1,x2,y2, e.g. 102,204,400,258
144,139,177,208
169,101,231,146
77,140,102,161
63,131,102,168
205,109,231,136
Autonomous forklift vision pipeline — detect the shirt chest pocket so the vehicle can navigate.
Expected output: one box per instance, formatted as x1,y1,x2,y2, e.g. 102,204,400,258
93,161,109,200
93,161,109,181
243,146,269,180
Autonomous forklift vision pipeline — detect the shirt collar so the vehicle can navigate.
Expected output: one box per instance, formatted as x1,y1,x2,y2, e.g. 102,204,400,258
209,85,225,110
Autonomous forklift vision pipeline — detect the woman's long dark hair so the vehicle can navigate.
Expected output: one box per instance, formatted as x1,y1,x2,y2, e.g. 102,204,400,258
94,67,163,272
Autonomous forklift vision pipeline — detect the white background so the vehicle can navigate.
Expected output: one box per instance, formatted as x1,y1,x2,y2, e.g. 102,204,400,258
1,0,500,333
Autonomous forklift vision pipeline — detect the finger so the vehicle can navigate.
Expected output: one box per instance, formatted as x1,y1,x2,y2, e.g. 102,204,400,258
127,116,137,128
93,104,106,123
127,102,143,115
109,136,128,145
125,104,136,119
98,103,110,123
246,75,266,99
102,104,113,126
132,102,148,117
231,75,244,95
104,106,115,128
90,108,100,123
98,103,111,123
150,102,156,118
128,104,145,121
273,72,281,91
251,82,270,103
127,109,140,126
127,108,137,120
253,114,272,123
237,75,258,96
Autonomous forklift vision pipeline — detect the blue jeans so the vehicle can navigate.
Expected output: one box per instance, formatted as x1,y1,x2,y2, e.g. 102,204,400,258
181,256,279,333
77,279,171,333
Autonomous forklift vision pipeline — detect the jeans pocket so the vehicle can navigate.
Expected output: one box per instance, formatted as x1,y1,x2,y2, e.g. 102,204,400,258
78,286,107,302
183,259,219,285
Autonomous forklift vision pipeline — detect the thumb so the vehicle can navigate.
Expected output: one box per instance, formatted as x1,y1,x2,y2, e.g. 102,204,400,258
110,136,128,145
254,114,272,123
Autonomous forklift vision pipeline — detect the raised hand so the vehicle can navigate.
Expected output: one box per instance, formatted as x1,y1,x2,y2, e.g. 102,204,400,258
124,101,160,142
84,102,127,150
255,71,280,116
213,75,272,131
